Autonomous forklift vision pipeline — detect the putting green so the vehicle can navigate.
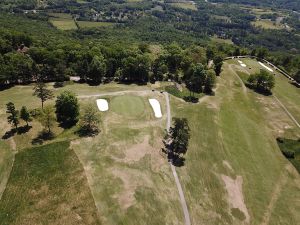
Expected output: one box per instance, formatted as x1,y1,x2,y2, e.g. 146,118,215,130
110,95,145,117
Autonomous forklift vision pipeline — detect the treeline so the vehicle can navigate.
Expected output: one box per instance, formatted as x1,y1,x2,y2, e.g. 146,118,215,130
210,0,300,11
0,36,218,86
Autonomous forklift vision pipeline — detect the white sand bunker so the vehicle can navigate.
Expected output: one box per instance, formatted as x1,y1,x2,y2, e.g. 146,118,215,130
148,99,162,118
238,60,247,68
259,62,273,72
96,99,109,111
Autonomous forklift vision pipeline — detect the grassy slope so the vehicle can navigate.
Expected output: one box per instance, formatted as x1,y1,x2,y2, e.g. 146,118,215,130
172,62,300,224
0,75,299,224
277,138,300,172
0,141,100,225
232,58,300,125
72,92,184,224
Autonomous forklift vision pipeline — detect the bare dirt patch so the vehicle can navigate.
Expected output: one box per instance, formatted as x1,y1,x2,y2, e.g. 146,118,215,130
112,135,165,171
221,175,250,223
112,168,153,210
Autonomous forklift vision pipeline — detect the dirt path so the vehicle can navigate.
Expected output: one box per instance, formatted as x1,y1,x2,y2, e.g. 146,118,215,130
164,92,191,225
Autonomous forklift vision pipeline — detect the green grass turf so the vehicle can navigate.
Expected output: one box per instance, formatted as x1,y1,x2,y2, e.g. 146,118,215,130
0,140,14,200
164,85,204,100
0,141,100,225
277,138,300,173
48,13,77,30
0,75,299,224
110,95,146,117
172,61,300,224
229,58,300,123
49,19,77,30
77,21,115,29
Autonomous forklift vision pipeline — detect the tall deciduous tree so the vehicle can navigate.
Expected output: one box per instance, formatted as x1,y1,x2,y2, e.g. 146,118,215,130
79,104,100,136
163,118,190,164
20,106,31,127
247,69,275,93
87,54,106,84
186,63,208,97
33,82,54,109
55,91,79,127
204,70,216,94
40,106,56,134
6,102,19,129
214,56,223,76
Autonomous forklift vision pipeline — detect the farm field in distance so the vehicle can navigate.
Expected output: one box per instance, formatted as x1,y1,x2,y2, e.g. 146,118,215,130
48,13,77,30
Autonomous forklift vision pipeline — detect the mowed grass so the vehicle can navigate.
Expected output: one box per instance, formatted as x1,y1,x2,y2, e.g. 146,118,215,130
230,58,300,124
0,141,100,225
172,62,300,224
277,138,300,173
110,95,145,117
77,21,115,29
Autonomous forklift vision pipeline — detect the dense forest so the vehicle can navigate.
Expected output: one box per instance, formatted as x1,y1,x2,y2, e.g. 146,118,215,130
0,0,300,86
210,0,300,11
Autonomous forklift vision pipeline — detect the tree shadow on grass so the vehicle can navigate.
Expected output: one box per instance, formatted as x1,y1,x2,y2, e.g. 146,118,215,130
167,152,185,167
76,128,100,137
2,126,32,139
2,129,16,140
183,96,199,103
17,125,32,134
32,131,54,145
245,83,272,96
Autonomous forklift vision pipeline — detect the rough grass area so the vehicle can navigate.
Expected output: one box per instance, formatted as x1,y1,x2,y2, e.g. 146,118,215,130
164,85,204,100
0,140,14,200
0,141,100,225
77,21,115,28
72,92,184,224
172,61,300,224
277,138,300,173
